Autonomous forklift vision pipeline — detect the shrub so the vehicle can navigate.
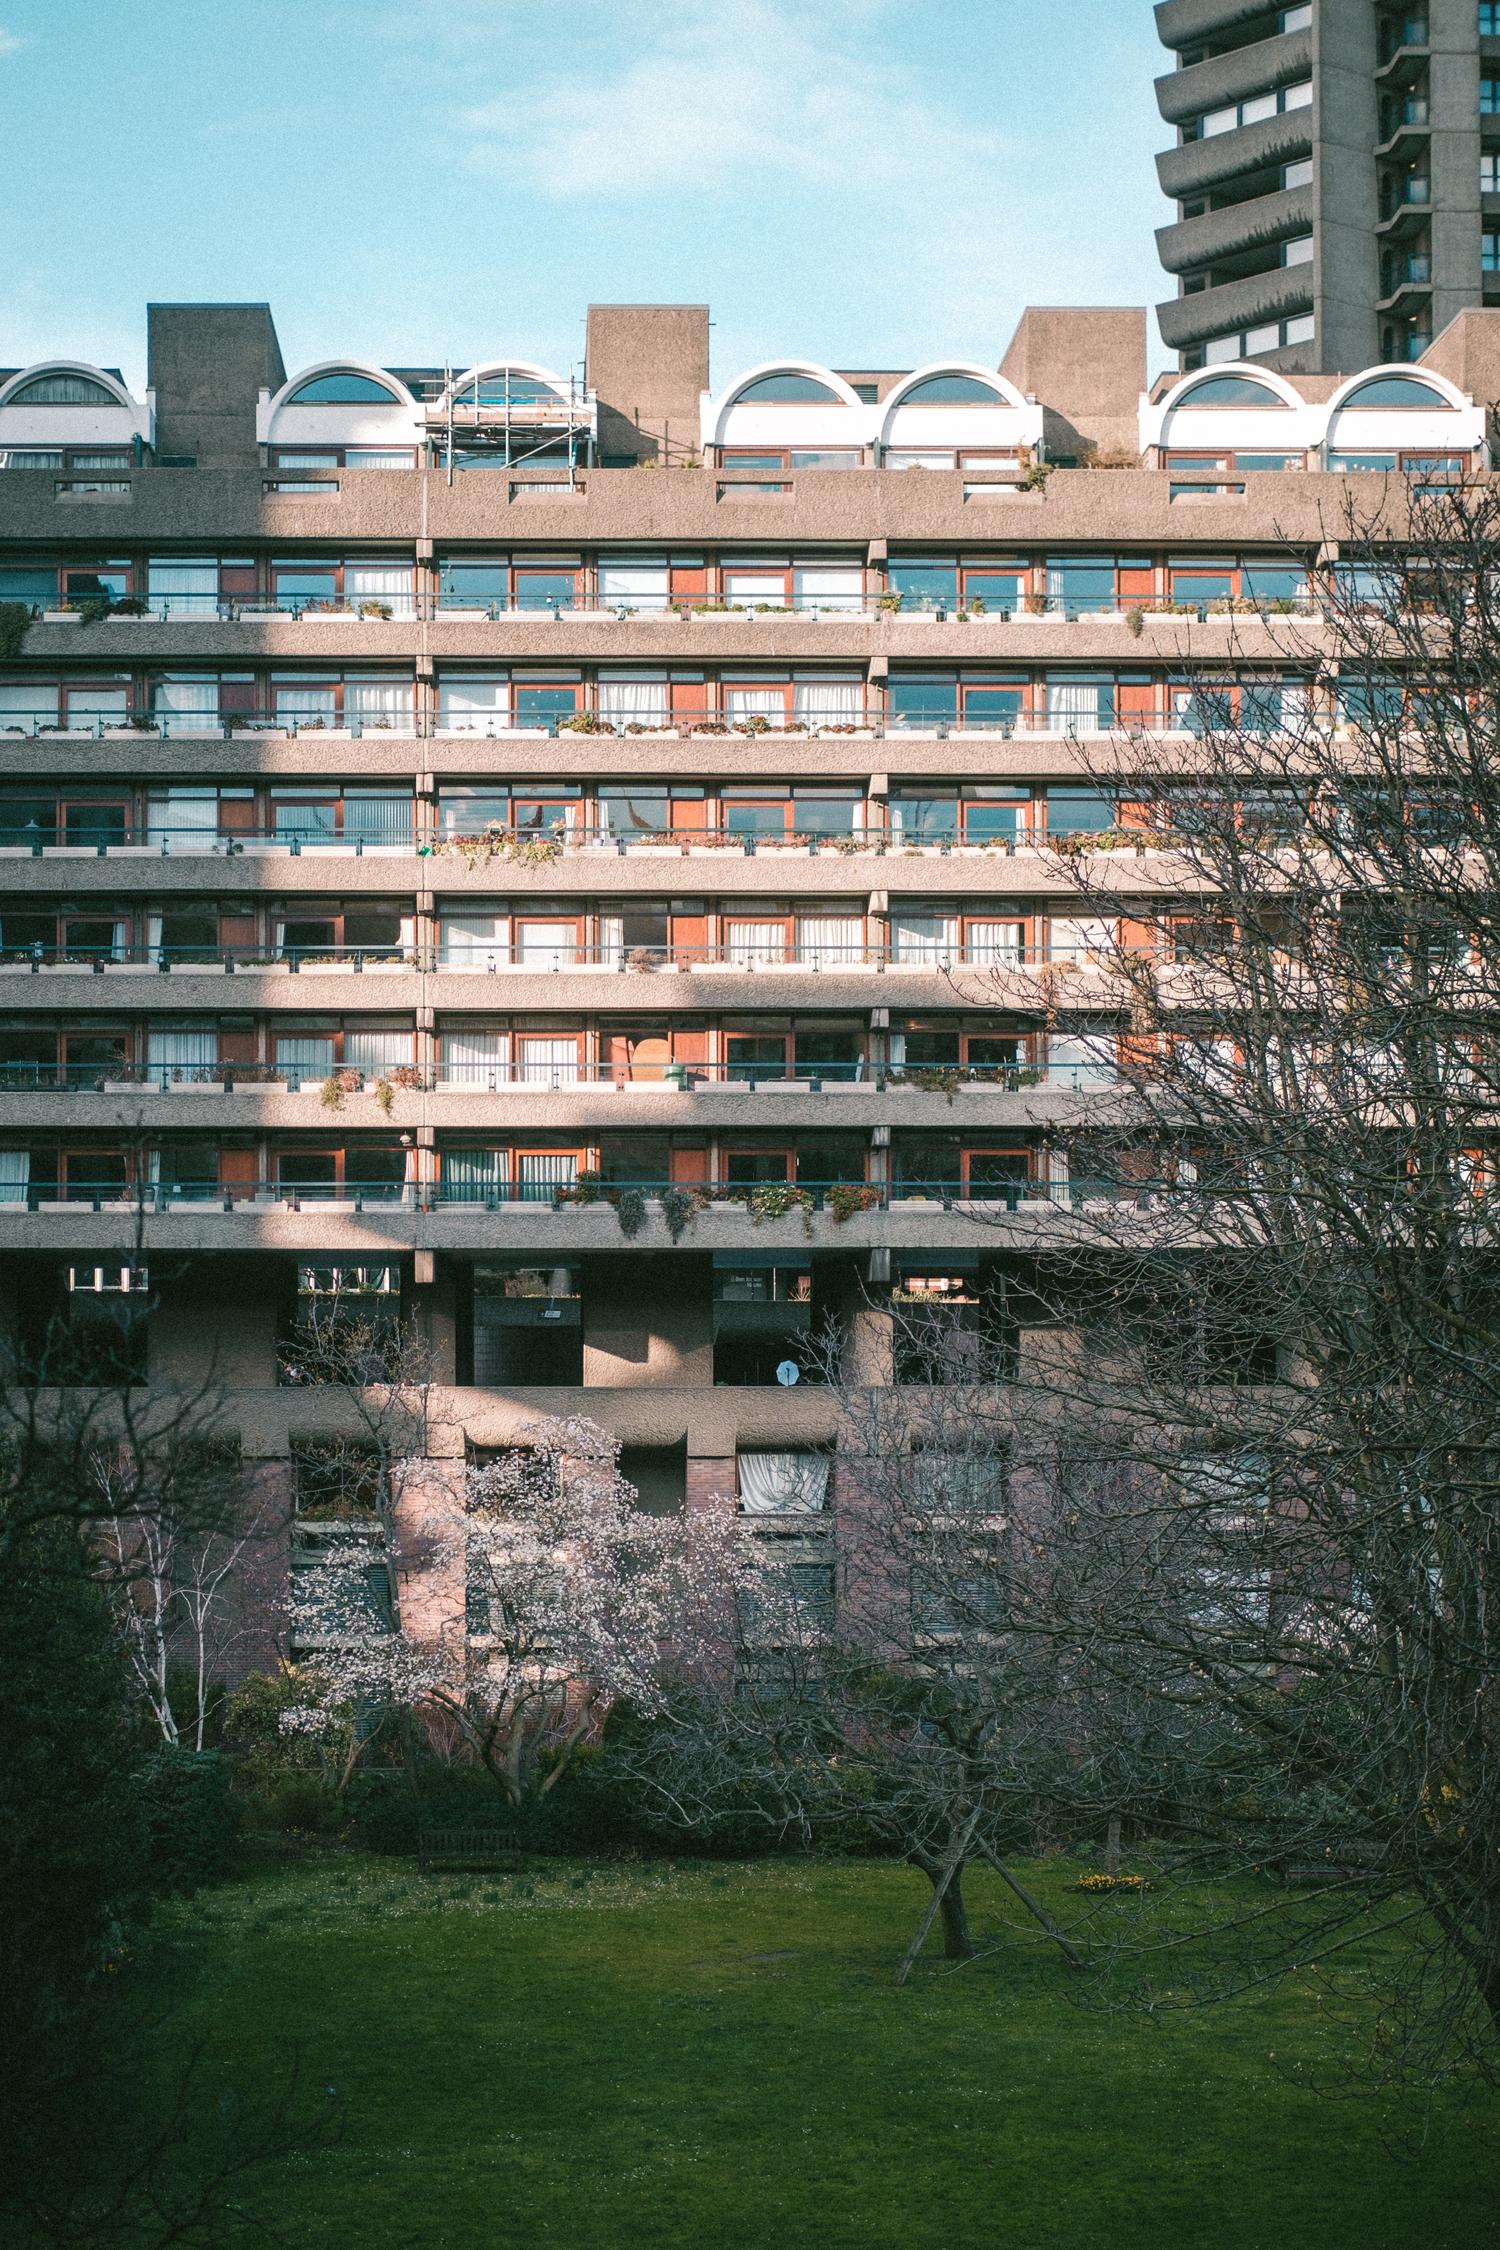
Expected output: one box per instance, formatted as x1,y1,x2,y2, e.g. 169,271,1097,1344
136,1748,240,1889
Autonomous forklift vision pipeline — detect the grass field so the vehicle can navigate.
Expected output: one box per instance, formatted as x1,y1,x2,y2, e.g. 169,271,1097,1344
122,1853,1500,2250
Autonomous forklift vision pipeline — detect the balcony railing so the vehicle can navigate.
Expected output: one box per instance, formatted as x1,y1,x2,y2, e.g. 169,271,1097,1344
0,940,1138,977
2,1175,1149,1218
0,1058,1116,1096
0,703,1332,745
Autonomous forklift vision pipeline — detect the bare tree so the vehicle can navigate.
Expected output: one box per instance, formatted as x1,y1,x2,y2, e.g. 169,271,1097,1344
954,478,1500,2077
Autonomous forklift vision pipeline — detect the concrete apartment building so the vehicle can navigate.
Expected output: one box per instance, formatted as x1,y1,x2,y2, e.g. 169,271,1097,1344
1155,0,1500,373
0,296,1495,1657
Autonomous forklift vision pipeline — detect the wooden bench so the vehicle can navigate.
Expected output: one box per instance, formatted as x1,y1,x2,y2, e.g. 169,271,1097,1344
417,1826,521,1872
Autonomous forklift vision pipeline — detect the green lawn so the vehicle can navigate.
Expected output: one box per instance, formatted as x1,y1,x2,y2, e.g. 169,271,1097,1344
130,1853,1499,2250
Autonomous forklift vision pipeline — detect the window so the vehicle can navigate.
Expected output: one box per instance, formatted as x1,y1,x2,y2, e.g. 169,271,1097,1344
1282,235,1314,266
1194,80,1311,137
7,371,120,405
1485,77,1500,111
1337,374,1448,409
1280,3,1312,25
1485,231,1500,271
731,373,843,404
896,373,1007,404
285,370,401,405
1483,154,1500,191
1485,1,1500,30
1283,157,1313,187
468,1264,582,1384
737,1453,830,1516
1173,375,1290,408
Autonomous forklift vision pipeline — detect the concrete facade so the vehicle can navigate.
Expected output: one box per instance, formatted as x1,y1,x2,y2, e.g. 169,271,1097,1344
1,293,1493,1672
1154,0,1500,372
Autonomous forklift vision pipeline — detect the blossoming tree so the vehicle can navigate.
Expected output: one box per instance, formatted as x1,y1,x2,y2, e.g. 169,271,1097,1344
288,1413,752,1806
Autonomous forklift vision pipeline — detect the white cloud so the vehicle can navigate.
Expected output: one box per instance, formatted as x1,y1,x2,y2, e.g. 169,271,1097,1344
454,0,1011,200
0,28,23,57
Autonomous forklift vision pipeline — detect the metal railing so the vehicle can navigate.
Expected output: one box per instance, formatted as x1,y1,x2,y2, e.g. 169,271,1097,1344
0,702,1341,744
0,1173,1156,1217
0,940,1135,976
0,1059,1117,1096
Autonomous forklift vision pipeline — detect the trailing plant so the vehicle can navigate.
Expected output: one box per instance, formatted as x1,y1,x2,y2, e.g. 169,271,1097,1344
658,1184,705,1244
1125,607,1145,639
611,1186,648,1240
320,1069,362,1111
875,592,903,614
75,597,111,626
0,600,31,664
748,1182,816,1235
358,600,393,620
826,1183,881,1223
110,595,149,617
558,712,616,734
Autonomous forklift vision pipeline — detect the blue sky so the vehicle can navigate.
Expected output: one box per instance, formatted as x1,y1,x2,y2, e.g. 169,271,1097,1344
0,0,1173,393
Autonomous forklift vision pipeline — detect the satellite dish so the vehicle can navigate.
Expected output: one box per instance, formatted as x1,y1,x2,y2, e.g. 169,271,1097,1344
776,1360,801,1387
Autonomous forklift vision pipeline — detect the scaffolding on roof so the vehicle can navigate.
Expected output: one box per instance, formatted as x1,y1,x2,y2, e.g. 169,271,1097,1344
432,364,597,487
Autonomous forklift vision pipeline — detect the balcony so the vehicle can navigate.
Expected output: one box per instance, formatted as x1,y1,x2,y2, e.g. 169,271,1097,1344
1155,25,1312,128
1158,107,1313,202
1156,0,1282,50
1156,185,1312,277
1157,266,1314,352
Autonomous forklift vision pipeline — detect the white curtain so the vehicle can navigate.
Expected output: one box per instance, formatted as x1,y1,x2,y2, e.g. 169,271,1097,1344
518,1152,577,1196
1047,680,1105,733
1048,1033,1117,1087
440,1029,510,1085
517,1038,580,1085
0,682,56,730
793,568,863,614
726,921,788,967
892,914,958,963
275,681,336,725
146,561,218,618
146,1029,216,1083
147,790,219,842
724,572,786,608
0,1150,30,1203
724,687,785,722
344,1029,411,1075
1050,917,1116,966
597,674,670,727
438,678,510,732
598,913,624,969
795,915,864,965
794,676,862,725
275,1036,336,1084
513,921,576,969
441,914,509,967
737,1453,830,1515
344,564,414,613
443,1150,509,1199
965,920,1025,967
345,678,414,730
598,562,669,610
155,678,221,737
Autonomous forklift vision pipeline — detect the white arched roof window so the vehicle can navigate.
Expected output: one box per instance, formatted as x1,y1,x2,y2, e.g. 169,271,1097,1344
259,361,423,448
703,362,865,453
879,362,1040,455
440,359,578,412
0,359,152,449
1143,361,1316,457
1324,364,1483,463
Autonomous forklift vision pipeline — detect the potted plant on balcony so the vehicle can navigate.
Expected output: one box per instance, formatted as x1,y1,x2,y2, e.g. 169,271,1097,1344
748,1181,816,1235
319,1068,363,1110
826,1183,880,1223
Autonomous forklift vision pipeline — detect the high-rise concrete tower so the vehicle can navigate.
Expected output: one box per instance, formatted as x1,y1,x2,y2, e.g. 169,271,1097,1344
1155,0,1496,372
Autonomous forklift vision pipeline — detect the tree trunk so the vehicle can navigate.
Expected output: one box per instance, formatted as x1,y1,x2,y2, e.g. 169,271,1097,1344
937,1865,976,1960
1105,1814,1121,1878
